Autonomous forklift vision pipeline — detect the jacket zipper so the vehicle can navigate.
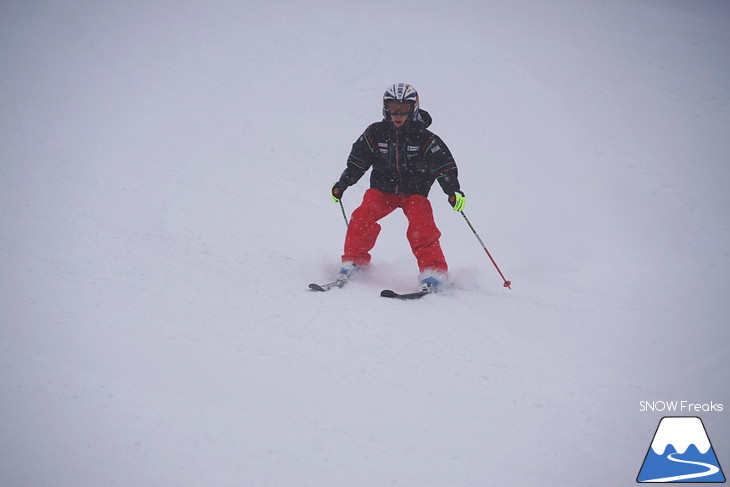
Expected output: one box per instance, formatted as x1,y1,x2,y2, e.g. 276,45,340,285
394,130,401,194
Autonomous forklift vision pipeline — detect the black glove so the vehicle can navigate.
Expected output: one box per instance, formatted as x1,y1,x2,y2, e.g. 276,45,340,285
448,190,466,211
331,182,347,202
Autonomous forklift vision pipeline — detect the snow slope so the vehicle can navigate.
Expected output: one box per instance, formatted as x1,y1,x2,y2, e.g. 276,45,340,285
1,0,729,485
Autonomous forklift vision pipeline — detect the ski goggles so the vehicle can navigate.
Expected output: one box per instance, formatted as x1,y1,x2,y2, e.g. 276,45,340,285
385,102,413,115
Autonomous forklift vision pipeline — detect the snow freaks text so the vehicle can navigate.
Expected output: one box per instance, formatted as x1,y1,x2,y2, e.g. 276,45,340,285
639,401,724,413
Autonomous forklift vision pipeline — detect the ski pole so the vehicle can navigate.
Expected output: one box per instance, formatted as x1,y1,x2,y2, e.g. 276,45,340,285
339,200,349,228
459,211,511,289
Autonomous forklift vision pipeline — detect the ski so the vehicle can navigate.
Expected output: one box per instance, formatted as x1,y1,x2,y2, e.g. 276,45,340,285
380,289,431,300
308,279,347,292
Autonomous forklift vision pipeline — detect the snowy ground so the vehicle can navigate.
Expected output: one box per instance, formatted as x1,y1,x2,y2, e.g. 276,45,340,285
1,0,729,485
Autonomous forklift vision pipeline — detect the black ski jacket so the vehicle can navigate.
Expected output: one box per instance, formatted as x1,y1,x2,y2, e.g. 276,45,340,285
336,110,461,198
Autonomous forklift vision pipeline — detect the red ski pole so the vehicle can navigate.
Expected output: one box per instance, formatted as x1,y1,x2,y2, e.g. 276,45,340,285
459,211,512,289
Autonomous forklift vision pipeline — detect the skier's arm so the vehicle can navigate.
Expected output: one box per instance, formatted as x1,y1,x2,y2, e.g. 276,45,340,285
429,138,461,194
429,137,465,211
332,126,377,200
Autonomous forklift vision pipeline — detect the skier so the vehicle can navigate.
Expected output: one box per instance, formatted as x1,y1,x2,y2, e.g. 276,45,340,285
330,83,465,293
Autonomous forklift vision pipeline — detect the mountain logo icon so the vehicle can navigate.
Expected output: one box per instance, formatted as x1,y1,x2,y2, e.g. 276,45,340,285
637,416,726,483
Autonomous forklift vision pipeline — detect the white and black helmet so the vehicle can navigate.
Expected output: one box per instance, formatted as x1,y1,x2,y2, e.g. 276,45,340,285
382,83,420,120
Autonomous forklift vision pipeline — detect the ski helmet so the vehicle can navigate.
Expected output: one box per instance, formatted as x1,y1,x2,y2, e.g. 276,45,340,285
382,83,419,120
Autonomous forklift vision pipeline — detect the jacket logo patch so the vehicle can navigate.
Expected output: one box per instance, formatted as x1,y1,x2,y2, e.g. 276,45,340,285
430,145,441,153
407,146,420,151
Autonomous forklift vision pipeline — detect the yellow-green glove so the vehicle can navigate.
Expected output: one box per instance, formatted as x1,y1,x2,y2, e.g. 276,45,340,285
448,191,466,212
331,182,347,203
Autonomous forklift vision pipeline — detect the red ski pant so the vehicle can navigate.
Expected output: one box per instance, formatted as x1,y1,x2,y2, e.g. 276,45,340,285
342,188,448,272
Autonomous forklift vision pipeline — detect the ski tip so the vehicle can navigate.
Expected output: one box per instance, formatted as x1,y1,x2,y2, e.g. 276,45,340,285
380,289,430,299
309,283,326,292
